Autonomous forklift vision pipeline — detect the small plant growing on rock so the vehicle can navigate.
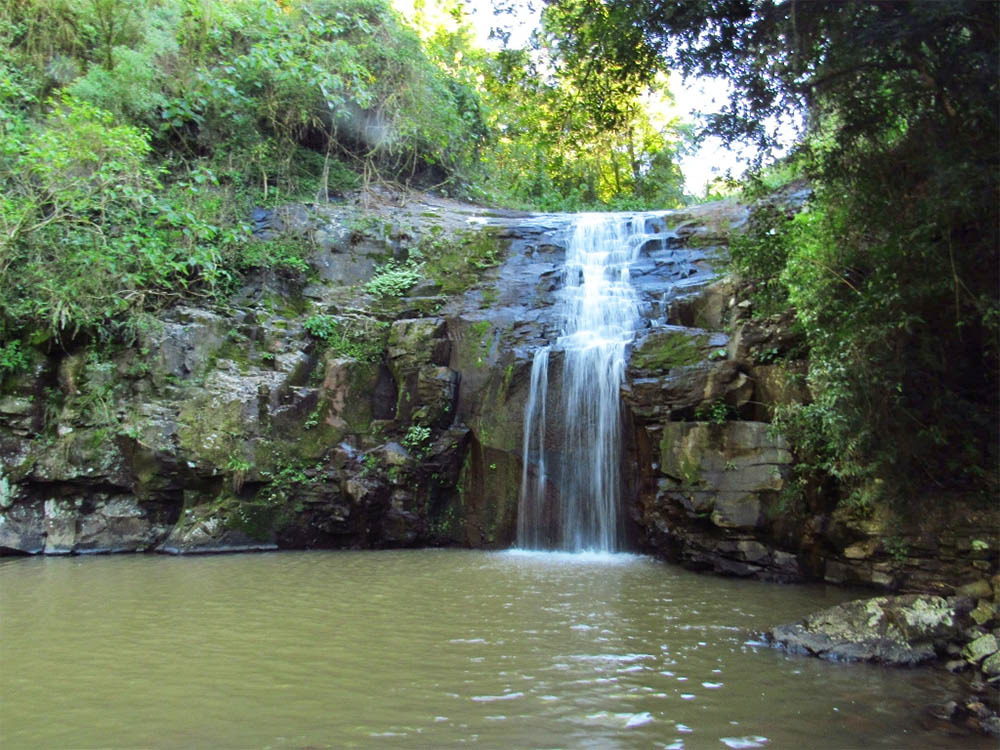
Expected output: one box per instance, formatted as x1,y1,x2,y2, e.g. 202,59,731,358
364,260,421,298
755,346,780,364
0,340,29,384
695,400,731,424
883,536,910,562
361,453,379,477
303,405,322,430
226,455,252,493
303,313,387,362
303,313,338,340
403,424,432,458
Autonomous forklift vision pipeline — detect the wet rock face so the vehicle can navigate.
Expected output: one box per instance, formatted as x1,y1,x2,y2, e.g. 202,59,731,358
0,192,591,557
619,202,814,582
1,187,997,585
0,192,746,558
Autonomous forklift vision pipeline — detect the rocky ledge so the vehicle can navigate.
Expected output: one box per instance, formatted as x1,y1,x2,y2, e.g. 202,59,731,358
0,189,732,558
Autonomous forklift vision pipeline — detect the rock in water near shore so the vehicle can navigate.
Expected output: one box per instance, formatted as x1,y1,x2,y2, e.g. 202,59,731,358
768,594,960,665
770,590,1000,736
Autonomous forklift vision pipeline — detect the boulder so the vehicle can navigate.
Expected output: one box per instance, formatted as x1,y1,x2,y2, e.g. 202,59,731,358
769,595,962,665
157,499,279,555
963,633,998,664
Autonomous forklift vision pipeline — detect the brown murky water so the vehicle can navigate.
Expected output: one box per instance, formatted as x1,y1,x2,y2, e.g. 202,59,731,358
0,549,988,749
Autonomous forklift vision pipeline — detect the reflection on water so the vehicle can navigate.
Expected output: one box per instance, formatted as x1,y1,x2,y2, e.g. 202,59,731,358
0,550,987,749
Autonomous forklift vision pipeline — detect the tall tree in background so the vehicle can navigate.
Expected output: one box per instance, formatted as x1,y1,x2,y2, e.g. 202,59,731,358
410,0,690,209
477,43,687,210
545,0,999,506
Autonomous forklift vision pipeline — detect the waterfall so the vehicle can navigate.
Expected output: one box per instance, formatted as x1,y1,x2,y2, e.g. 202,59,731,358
516,347,549,550
517,214,647,552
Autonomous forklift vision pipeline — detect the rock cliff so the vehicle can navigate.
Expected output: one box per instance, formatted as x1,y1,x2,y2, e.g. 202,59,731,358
0,187,996,597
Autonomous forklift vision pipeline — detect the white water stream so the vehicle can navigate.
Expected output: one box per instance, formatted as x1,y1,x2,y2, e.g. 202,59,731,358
518,214,658,552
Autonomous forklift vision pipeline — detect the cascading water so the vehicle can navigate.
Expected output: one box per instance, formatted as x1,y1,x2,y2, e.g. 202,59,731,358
516,347,549,550
518,214,649,552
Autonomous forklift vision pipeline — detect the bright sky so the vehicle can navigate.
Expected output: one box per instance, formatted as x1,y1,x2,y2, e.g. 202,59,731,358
395,0,747,196
670,77,748,196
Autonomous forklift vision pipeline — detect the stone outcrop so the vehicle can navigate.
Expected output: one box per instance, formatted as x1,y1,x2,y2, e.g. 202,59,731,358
769,594,962,665
0,191,639,556
0,185,996,601
640,420,801,580
767,581,1000,736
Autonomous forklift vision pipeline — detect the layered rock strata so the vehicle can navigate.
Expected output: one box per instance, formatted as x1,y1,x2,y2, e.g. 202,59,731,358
0,187,996,600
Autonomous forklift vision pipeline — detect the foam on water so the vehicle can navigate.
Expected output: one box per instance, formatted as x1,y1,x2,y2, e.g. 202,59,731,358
502,548,646,565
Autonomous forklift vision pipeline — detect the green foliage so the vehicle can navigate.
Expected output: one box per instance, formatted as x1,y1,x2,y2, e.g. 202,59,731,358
363,260,421,298
883,536,910,563
402,424,431,458
361,452,379,477
0,340,28,381
302,314,339,340
728,203,796,318
2,0,690,219
755,165,996,503
474,44,688,210
303,313,387,362
0,93,276,341
226,454,252,493
695,400,731,425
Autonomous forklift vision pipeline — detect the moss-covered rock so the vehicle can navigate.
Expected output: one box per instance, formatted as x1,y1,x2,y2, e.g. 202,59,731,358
769,594,960,665
157,494,279,554
630,328,710,372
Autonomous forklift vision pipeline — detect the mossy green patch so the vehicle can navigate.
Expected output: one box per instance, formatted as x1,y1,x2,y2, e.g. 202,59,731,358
423,226,506,295
304,314,388,363
632,330,707,372
177,397,247,466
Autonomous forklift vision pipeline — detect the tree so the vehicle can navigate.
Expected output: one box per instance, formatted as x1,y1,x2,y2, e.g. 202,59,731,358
472,15,688,209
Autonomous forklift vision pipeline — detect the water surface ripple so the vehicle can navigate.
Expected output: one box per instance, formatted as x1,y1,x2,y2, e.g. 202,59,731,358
0,550,986,749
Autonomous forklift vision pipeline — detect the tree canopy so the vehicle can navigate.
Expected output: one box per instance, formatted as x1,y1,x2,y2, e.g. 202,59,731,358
0,0,690,350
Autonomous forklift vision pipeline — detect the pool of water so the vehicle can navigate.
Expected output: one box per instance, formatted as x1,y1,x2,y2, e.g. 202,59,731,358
0,549,987,749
